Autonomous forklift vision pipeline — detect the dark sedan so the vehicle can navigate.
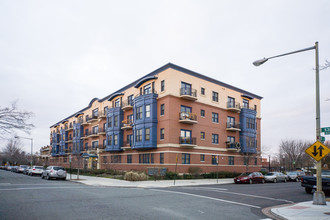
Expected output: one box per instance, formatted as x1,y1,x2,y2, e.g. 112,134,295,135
234,172,265,184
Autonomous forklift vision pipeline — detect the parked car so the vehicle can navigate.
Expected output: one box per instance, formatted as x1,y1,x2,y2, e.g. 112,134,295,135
264,172,287,183
17,165,29,173
10,166,19,173
234,172,265,184
23,166,30,175
28,166,44,176
41,166,67,180
301,170,330,194
286,171,300,182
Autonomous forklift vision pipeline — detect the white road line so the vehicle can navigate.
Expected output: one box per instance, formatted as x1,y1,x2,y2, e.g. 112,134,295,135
182,187,294,203
0,186,95,191
150,189,261,209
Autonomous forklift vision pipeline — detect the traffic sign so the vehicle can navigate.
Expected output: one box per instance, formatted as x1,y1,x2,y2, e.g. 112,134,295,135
324,131,330,135
321,127,330,132
321,136,325,142
305,141,330,161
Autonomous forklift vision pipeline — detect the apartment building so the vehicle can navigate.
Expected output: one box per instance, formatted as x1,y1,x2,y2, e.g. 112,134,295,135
49,63,262,173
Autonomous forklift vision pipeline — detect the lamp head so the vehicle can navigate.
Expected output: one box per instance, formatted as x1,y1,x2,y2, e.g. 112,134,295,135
253,58,268,66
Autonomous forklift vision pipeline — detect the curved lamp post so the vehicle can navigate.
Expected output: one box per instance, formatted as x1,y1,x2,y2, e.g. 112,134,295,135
15,136,33,168
253,42,326,205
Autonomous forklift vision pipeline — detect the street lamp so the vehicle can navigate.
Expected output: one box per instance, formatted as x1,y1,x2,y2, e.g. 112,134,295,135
253,42,326,205
15,136,33,168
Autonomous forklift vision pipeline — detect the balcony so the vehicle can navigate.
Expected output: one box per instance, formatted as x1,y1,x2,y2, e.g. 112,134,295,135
226,122,241,131
81,119,90,126
122,141,133,150
121,119,133,130
65,137,73,143
87,130,99,138
98,128,106,135
179,88,197,101
87,115,99,123
122,99,133,111
179,137,197,147
179,112,197,124
226,142,241,151
227,102,241,113
99,111,107,119
67,125,73,131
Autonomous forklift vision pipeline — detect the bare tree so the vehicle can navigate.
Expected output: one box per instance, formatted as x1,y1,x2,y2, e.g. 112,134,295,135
279,139,313,171
320,60,330,70
0,101,34,138
2,138,29,165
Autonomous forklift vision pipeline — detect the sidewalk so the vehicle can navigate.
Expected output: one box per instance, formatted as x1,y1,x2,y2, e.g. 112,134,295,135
68,174,329,219
67,174,234,187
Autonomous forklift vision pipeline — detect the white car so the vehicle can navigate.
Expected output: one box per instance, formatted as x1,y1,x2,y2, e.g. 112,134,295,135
41,166,67,180
28,166,44,176
264,172,288,183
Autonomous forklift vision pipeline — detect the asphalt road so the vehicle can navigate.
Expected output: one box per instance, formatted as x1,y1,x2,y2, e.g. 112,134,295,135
1,170,327,220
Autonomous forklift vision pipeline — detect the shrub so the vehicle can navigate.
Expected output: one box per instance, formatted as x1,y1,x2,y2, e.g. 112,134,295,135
188,166,202,178
124,171,148,181
165,171,178,180
183,173,193,179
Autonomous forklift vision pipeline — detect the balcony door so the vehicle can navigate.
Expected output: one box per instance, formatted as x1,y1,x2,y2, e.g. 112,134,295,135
180,129,192,144
181,82,192,95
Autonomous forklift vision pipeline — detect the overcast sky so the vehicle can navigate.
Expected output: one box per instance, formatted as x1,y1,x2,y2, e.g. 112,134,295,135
1,0,329,157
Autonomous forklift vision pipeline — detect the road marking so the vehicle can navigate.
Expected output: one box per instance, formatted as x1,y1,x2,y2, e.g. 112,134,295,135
0,183,11,185
182,187,294,203
149,189,261,209
0,186,96,191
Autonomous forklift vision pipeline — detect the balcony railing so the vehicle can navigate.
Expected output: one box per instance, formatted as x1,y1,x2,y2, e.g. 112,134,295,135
226,142,241,151
87,115,99,123
179,88,197,101
226,122,241,131
121,99,133,111
227,102,241,112
179,112,197,124
179,136,197,147
99,111,107,119
135,90,157,98
121,119,133,130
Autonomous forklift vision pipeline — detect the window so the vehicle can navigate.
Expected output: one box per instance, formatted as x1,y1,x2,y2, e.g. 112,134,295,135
255,157,258,165
139,153,154,164
145,104,150,118
160,128,164,140
136,129,142,142
243,99,249,109
227,116,235,128
114,135,118,145
108,117,112,127
254,105,257,111
145,128,150,141
85,128,89,136
104,106,108,115
246,136,256,149
92,141,98,149
92,108,99,117
200,109,205,117
114,116,118,127
115,98,121,107
212,112,219,123
103,156,107,164
181,105,192,113
92,126,98,134
200,154,205,162
160,153,164,164
127,134,133,146
212,134,219,144
161,80,165,92
144,83,151,95
136,106,142,120
107,135,112,145
103,139,106,148
182,153,190,164
228,156,234,165
212,91,218,102
212,155,218,165
227,136,235,144
181,82,192,95
201,87,205,95
128,95,134,105
246,118,255,129
227,97,235,108
111,155,121,163
160,104,165,116
127,155,132,164
85,142,88,150
200,132,205,140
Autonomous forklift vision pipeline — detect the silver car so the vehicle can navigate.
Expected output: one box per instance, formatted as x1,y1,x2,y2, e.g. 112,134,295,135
41,166,67,180
264,172,288,183
28,166,44,176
